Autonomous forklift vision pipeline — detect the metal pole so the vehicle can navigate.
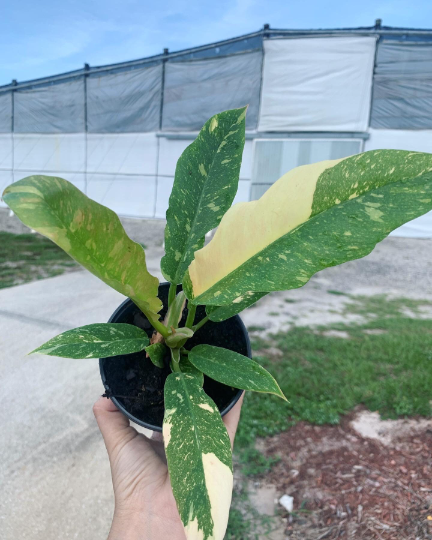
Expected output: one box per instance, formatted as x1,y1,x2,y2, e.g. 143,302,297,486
11,79,17,183
83,64,90,194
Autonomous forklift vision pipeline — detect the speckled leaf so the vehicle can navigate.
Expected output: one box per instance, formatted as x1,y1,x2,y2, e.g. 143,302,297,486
206,292,267,322
31,323,149,359
184,150,432,306
2,176,162,316
163,372,232,540
145,342,167,368
189,345,286,399
180,356,204,386
161,107,247,285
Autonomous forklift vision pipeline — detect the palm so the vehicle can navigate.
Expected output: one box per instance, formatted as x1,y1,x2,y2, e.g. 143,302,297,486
94,395,243,540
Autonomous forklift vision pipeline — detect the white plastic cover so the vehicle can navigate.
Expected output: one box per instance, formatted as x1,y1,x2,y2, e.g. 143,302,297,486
162,51,262,131
0,92,12,133
87,173,156,218
258,37,376,132
0,133,13,171
13,134,86,174
87,64,162,133
0,170,13,207
365,128,432,237
86,133,158,175
14,80,85,133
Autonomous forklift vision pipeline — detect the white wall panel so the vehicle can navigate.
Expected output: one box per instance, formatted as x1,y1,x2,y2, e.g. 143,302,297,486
0,170,13,207
87,174,156,218
157,138,189,177
0,133,13,170
87,133,158,175
365,128,432,238
365,128,432,153
259,37,376,132
154,176,174,219
233,180,251,205
13,134,86,173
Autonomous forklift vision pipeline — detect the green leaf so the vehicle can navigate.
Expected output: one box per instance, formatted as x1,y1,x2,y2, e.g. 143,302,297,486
184,150,432,306
180,355,204,386
165,291,186,328
161,107,247,285
31,323,149,359
189,345,286,400
2,176,162,316
206,292,267,322
145,342,167,368
165,327,194,348
163,372,233,540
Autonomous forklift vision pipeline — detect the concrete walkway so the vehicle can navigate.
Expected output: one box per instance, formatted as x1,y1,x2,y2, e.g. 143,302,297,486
1,237,432,540
0,249,164,540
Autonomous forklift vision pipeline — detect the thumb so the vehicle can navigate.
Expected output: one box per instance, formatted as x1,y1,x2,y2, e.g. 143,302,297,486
93,396,137,455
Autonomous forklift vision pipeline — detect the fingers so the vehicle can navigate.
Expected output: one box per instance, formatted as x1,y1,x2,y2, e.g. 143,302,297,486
93,396,136,455
223,393,244,449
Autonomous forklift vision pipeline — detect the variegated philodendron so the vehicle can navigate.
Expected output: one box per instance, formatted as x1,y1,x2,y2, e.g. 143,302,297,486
3,106,432,540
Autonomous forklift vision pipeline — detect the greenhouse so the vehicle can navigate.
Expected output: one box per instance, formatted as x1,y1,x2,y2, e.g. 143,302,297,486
1,22,432,236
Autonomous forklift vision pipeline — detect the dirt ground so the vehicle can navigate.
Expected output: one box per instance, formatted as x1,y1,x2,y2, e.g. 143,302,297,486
254,409,432,539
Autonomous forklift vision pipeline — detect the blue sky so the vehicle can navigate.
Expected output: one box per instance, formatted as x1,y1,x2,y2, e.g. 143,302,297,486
1,0,431,85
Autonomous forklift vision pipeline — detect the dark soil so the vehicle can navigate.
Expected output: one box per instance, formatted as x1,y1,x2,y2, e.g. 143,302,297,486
100,283,249,429
259,408,432,539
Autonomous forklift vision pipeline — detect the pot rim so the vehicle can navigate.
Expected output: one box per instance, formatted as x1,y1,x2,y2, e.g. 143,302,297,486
100,289,250,432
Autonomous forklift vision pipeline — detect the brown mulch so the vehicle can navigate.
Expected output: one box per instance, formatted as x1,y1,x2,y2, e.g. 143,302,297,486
260,411,432,539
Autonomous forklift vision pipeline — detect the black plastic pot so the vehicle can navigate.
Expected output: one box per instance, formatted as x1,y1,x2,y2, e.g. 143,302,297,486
99,282,250,432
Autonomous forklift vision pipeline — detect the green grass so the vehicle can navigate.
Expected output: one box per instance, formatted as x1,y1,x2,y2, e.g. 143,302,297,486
228,294,432,536
0,231,78,289
236,294,432,461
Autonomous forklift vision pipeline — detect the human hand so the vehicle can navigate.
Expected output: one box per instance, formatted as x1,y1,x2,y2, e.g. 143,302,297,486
93,394,244,540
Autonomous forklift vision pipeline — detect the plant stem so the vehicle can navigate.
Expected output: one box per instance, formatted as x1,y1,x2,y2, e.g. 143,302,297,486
185,303,197,328
192,315,209,333
167,283,177,308
148,315,170,338
171,359,181,372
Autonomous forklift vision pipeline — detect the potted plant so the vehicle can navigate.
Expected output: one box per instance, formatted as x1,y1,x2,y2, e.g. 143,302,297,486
3,106,432,540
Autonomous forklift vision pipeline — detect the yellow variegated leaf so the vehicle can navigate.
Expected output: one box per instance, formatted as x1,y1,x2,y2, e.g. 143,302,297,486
184,150,432,306
163,373,232,540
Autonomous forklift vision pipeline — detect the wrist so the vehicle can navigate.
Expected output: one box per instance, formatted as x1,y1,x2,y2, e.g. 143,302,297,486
108,507,185,540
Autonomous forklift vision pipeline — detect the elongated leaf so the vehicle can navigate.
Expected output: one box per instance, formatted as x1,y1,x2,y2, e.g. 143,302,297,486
2,176,161,315
184,150,432,306
165,291,186,328
163,373,232,540
180,356,204,386
189,345,286,400
165,327,194,348
145,342,167,368
161,107,247,285
31,323,149,359
206,292,266,322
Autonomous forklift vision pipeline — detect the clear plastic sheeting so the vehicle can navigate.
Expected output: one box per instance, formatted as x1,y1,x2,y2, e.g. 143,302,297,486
258,37,376,132
13,134,86,173
250,138,363,200
162,51,262,131
365,128,432,237
87,64,162,133
14,79,85,133
371,41,432,129
0,92,12,133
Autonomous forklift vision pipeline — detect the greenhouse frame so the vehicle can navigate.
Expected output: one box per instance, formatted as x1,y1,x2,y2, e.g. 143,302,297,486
1,22,432,236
